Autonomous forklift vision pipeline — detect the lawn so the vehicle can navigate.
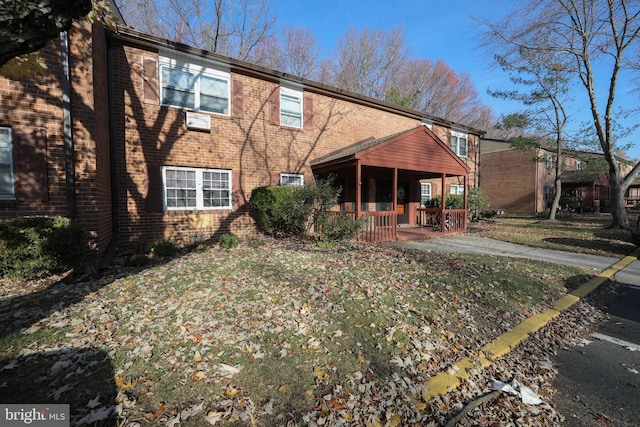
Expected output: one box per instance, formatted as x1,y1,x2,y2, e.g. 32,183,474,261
469,214,637,257
0,215,626,426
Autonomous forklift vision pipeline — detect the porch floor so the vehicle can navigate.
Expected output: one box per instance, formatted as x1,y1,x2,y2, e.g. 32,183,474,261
396,225,442,241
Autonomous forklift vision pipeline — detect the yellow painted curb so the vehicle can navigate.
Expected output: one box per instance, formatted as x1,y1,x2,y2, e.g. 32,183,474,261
420,246,640,403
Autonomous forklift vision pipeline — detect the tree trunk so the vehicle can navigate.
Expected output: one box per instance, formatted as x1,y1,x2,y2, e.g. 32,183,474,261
549,176,562,220
609,172,629,229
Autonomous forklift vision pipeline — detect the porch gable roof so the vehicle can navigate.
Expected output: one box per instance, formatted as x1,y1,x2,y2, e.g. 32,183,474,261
311,126,470,176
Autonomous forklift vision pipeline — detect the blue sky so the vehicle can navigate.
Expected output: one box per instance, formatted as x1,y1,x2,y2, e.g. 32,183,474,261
272,0,640,160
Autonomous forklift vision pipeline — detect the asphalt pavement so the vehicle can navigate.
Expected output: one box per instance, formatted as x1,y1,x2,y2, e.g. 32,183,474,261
390,235,640,426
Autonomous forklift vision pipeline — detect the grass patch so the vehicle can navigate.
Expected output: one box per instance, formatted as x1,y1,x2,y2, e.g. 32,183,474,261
471,214,636,257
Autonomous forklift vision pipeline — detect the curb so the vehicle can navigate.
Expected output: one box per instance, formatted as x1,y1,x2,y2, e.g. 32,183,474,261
420,247,640,402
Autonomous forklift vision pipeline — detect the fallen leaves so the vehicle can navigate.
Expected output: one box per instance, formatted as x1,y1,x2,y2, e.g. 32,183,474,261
0,239,608,425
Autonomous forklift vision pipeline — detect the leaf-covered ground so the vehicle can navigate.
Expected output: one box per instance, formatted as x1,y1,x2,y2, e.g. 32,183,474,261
0,239,609,426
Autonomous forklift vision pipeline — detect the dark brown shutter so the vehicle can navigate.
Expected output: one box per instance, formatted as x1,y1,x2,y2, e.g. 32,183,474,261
14,128,48,202
142,56,160,105
303,95,314,130
269,88,280,125
231,78,243,118
145,165,164,212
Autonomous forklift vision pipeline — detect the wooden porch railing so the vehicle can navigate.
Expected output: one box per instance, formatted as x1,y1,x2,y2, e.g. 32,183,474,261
323,211,397,242
323,208,466,242
417,208,466,233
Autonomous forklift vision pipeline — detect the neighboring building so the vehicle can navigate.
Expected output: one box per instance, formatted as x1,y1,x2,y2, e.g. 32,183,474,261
480,138,634,215
1,18,484,250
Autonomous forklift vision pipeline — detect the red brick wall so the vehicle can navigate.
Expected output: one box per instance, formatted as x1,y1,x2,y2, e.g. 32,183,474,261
0,21,112,251
481,148,538,214
111,43,480,247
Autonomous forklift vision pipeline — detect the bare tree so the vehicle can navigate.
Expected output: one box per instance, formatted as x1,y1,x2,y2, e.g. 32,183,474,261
328,26,410,99
481,0,640,229
252,26,321,79
116,0,277,61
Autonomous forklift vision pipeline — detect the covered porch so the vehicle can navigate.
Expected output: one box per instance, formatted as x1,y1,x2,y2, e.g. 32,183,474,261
311,126,470,242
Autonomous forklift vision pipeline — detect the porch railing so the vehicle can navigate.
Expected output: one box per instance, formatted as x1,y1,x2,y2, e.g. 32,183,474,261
323,208,465,242
417,208,466,233
323,211,397,242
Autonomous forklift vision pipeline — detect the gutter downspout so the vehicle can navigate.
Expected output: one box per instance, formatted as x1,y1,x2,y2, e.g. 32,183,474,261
60,30,76,219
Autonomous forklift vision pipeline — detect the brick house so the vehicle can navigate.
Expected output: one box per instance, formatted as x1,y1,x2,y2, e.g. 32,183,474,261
480,138,634,214
1,19,483,251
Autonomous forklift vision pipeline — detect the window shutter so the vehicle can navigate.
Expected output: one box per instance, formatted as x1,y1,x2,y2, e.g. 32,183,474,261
269,88,280,125
14,129,48,202
231,78,243,118
145,165,164,212
303,95,314,130
142,56,160,105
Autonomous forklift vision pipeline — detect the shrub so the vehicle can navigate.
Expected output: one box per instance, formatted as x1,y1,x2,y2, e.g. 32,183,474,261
250,177,341,238
432,194,464,209
219,233,239,249
151,238,177,257
320,214,368,241
467,188,490,222
0,217,86,279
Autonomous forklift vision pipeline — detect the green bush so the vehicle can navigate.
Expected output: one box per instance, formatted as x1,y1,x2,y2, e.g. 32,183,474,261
467,188,490,222
0,217,86,279
151,238,177,257
219,233,239,249
250,178,341,238
432,194,464,209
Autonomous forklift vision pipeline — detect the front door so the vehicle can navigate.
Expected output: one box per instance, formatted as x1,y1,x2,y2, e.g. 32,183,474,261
397,181,408,224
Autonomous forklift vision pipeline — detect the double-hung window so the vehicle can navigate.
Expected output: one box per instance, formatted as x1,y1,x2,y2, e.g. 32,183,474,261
0,127,14,200
280,86,303,128
420,182,432,206
159,56,230,115
280,173,304,187
450,130,468,158
163,166,231,210
450,184,465,196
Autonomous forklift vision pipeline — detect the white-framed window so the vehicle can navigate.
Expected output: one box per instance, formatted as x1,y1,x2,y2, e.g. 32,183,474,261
163,166,232,210
450,130,468,157
576,160,581,171
280,173,304,187
159,56,230,115
420,182,432,206
450,184,465,195
0,127,14,200
280,86,303,128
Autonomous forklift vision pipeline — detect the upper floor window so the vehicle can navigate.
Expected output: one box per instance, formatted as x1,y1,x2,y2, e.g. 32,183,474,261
450,130,468,157
280,87,303,128
159,56,230,115
163,166,232,210
420,182,432,206
0,127,14,200
576,160,581,171
280,173,304,187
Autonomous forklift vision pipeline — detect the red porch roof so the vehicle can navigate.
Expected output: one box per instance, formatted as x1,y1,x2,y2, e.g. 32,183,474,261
310,126,470,176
